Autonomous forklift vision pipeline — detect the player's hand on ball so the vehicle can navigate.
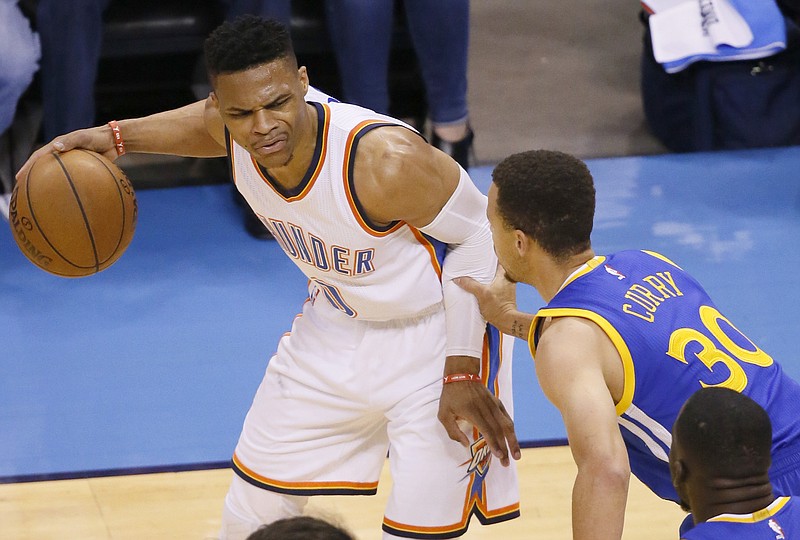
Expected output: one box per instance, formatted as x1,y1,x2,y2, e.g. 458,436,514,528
10,149,136,277
17,125,120,184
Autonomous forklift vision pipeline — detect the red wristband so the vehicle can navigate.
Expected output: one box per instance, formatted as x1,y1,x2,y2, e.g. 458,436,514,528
443,373,482,384
108,120,126,156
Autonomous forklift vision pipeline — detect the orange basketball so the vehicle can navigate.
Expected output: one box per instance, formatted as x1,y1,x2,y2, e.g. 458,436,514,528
9,149,137,278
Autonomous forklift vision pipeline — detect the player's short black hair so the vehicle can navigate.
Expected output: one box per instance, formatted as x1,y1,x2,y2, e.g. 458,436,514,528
246,516,354,540
204,15,295,80
675,387,772,478
491,150,595,262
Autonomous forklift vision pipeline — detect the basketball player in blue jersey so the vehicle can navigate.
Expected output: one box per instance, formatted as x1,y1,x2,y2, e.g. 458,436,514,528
18,15,520,540
456,149,800,539
672,387,800,539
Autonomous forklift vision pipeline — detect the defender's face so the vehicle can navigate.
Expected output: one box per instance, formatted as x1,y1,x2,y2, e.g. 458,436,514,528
487,183,523,283
212,58,310,169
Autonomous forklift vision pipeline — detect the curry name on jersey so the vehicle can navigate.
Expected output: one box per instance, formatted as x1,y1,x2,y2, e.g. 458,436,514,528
530,250,800,501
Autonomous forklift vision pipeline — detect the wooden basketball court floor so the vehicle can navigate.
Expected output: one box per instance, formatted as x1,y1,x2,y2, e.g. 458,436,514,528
2,147,800,538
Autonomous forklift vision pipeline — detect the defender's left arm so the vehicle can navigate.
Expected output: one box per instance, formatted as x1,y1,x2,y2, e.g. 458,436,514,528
354,127,520,466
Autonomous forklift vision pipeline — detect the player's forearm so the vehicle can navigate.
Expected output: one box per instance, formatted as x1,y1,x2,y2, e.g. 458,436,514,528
493,310,533,340
571,465,628,540
438,223,496,357
115,100,225,157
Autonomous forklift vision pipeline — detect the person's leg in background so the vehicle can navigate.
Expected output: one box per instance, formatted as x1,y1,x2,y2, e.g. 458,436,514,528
402,0,472,168
325,0,395,115
0,1,39,137
220,474,308,540
222,0,291,24
326,0,474,169
0,0,40,196
37,0,111,141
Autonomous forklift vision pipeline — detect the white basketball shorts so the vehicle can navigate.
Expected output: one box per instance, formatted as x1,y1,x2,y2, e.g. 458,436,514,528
231,296,519,537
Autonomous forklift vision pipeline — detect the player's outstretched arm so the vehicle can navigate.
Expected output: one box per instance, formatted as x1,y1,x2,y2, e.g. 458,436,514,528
16,96,227,183
537,317,630,540
455,265,534,340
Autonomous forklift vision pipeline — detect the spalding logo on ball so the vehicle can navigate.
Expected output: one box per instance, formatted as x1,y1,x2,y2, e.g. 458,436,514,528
9,149,137,278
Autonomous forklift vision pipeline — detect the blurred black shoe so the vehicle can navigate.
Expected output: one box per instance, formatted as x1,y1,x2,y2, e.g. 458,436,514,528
232,185,273,240
244,208,274,240
431,128,474,170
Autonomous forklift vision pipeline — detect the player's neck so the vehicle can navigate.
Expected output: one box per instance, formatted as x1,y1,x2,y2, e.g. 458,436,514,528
691,478,775,524
537,248,595,302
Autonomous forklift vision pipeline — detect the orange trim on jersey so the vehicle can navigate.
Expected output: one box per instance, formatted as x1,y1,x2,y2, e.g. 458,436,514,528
485,331,503,396
228,131,239,186
383,471,519,535
408,225,443,280
481,332,492,388
243,104,330,202
457,463,520,523
232,453,379,492
342,120,406,237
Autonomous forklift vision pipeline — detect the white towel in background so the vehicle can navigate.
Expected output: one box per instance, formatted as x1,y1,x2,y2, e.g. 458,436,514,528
648,0,786,73
640,0,686,13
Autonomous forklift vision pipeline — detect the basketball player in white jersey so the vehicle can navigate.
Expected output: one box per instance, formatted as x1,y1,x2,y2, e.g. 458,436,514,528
19,16,521,540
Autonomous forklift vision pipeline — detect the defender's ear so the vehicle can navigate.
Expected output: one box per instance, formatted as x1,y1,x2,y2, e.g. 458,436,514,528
670,457,687,487
514,229,527,256
298,66,309,93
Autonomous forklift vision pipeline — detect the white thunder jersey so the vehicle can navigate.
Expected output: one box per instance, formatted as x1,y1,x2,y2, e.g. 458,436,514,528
228,101,445,321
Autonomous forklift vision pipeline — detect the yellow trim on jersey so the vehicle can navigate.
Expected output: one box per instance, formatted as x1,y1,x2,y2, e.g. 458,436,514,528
558,256,606,292
408,225,443,279
342,120,406,237
245,103,330,202
707,496,791,523
232,453,379,492
529,307,636,416
228,131,240,186
641,249,682,269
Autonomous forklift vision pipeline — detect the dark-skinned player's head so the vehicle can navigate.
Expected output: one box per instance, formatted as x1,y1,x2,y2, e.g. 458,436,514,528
204,15,296,83
490,150,595,263
670,387,772,511
246,516,354,540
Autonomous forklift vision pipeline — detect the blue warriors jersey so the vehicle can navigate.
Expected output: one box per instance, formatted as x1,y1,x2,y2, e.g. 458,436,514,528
682,497,800,539
529,250,800,501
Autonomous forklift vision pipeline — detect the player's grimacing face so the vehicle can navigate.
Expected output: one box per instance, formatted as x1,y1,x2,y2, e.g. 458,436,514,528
213,59,310,168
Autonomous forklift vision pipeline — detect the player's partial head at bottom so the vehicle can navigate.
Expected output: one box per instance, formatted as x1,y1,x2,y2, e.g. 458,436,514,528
245,516,354,540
